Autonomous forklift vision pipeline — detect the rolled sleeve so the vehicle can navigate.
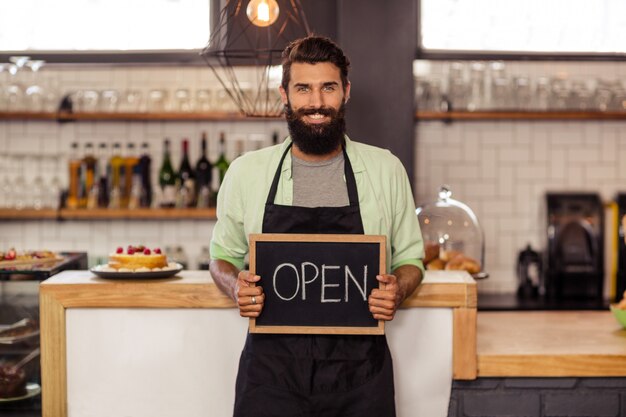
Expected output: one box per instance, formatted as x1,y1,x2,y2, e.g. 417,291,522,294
210,161,248,271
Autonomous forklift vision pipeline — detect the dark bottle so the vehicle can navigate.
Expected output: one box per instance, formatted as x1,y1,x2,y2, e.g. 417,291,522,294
214,132,230,190
195,132,213,208
122,143,139,208
80,142,97,208
138,142,152,207
67,142,81,209
178,138,196,207
97,142,110,208
159,139,176,208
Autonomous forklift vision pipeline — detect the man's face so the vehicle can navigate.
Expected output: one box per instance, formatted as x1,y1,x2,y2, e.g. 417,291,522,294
280,62,351,156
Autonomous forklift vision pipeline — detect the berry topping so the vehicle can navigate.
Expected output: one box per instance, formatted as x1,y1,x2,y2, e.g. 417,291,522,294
143,248,151,255
116,247,123,254
127,247,135,255
136,245,145,252
154,248,162,254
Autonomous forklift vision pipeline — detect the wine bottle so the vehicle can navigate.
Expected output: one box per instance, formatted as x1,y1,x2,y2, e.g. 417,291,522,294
97,142,109,208
214,132,230,191
195,132,213,208
67,142,81,209
123,142,139,208
178,138,196,207
159,139,176,208
81,142,97,208
109,142,124,204
138,142,152,208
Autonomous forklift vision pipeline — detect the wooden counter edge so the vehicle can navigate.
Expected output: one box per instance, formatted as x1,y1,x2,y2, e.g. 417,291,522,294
40,290,67,417
478,354,626,377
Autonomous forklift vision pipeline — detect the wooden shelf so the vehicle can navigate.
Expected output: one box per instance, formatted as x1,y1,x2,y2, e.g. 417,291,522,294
416,110,626,121
0,208,216,220
0,111,281,122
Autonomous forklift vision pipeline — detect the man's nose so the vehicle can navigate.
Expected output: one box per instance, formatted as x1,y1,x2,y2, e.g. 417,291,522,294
308,89,323,108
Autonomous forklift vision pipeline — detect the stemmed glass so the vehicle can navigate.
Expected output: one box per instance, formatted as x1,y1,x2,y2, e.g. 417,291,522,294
6,56,31,111
25,60,46,112
12,155,27,210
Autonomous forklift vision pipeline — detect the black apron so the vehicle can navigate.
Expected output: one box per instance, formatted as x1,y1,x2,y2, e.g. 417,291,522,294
233,144,396,417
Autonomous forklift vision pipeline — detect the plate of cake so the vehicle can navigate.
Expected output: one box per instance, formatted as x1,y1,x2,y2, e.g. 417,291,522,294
90,245,183,279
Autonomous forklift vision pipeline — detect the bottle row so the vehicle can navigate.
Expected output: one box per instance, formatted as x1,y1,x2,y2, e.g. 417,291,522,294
65,132,281,211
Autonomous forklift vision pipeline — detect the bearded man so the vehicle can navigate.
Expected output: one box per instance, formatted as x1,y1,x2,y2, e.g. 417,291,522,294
210,36,424,417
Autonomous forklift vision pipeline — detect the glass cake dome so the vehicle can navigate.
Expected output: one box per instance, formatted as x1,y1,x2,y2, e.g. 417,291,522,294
416,185,488,279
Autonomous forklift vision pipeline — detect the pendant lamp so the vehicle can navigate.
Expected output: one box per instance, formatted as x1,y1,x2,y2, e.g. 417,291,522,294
201,0,311,117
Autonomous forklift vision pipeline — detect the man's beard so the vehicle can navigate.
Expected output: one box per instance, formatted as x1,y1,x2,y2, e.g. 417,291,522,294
285,102,347,156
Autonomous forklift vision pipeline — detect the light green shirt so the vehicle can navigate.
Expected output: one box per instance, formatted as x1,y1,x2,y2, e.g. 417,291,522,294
210,136,424,274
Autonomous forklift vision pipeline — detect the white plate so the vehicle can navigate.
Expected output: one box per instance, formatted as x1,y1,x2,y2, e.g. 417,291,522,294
0,382,41,402
90,263,184,280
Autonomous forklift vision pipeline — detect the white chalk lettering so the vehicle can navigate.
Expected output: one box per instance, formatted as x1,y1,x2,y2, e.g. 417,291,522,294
321,264,341,303
273,263,300,301
301,262,319,301
344,265,368,302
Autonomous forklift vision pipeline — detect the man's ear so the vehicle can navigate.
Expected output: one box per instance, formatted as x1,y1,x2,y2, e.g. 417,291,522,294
344,81,351,104
279,86,288,105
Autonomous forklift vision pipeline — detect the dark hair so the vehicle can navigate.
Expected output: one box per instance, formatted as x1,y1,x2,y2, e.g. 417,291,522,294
281,36,350,92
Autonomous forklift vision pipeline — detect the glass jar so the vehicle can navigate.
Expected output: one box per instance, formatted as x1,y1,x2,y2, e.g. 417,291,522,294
416,186,488,279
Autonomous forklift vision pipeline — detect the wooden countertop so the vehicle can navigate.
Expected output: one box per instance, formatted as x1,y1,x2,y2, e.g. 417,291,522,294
40,269,476,309
478,311,626,377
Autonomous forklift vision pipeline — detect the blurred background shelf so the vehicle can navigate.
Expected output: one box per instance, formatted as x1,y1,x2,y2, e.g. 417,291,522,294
0,208,216,220
0,111,282,122
415,110,626,121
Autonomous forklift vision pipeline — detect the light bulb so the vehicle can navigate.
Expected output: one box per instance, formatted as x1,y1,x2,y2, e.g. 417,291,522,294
246,0,279,27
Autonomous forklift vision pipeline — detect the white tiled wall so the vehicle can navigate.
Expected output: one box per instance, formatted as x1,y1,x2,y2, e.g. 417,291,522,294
415,60,626,293
0,66,288,267
3,62,626,290
415,120,626,293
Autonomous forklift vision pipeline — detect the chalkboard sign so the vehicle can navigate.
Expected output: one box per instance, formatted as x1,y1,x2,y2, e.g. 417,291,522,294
249,233,386,335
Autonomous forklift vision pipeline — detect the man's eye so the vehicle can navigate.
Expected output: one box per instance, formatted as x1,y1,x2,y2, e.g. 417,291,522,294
323,85,336,92
297,86,309,92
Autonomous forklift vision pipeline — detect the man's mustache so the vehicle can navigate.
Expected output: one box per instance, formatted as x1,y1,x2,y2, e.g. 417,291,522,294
294,107,337,118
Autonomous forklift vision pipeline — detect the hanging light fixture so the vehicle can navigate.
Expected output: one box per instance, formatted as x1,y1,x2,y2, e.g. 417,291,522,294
201,0,311,118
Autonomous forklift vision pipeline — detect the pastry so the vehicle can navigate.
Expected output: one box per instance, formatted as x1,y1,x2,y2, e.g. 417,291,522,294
108,245,167,271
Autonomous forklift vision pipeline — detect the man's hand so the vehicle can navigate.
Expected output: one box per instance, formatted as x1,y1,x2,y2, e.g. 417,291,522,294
235,271,264,318
368,265,423,321
368,274,402,321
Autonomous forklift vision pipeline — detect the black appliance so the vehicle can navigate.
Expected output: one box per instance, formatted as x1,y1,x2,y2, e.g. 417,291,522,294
545,193,604,300
615,193,626,302
517,244,542,298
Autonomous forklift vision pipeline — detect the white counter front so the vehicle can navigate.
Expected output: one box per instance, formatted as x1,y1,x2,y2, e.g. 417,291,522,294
40,270,476,417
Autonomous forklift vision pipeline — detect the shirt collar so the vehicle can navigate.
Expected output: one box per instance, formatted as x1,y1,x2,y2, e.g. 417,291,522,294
281,135,365,178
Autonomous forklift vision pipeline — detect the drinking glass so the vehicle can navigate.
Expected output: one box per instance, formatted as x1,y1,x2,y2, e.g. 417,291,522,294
174,89,193,112
100,90,119,113
513,76,532,110
25,60,46,112
447,62,467,110
147,89,168,112
119,89,143,112
195,89,213,112
81,90,100,112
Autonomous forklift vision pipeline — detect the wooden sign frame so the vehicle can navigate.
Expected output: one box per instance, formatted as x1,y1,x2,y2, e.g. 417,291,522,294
249,233,386,335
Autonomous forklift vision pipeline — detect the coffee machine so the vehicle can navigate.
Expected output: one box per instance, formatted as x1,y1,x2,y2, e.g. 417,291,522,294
545,193,604,300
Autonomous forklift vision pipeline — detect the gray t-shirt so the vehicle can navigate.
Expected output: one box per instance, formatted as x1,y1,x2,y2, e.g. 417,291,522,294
292,152,349,208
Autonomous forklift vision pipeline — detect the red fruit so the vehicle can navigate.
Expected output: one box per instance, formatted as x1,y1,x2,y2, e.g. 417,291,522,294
127,247,135,255
116,247,123,254
136,245,145,252
143,248,151,255
154,248,162,254
5,249,16,261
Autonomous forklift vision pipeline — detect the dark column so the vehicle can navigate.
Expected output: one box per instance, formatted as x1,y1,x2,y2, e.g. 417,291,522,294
337,0,417,182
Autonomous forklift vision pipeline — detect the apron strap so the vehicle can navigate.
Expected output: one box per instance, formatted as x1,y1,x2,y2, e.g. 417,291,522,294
343,146,359,206
265,142,360,206
265,143,293,205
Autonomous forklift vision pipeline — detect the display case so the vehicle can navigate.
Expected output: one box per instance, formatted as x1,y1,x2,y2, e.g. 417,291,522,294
416,186,488,279
0,252,87,416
